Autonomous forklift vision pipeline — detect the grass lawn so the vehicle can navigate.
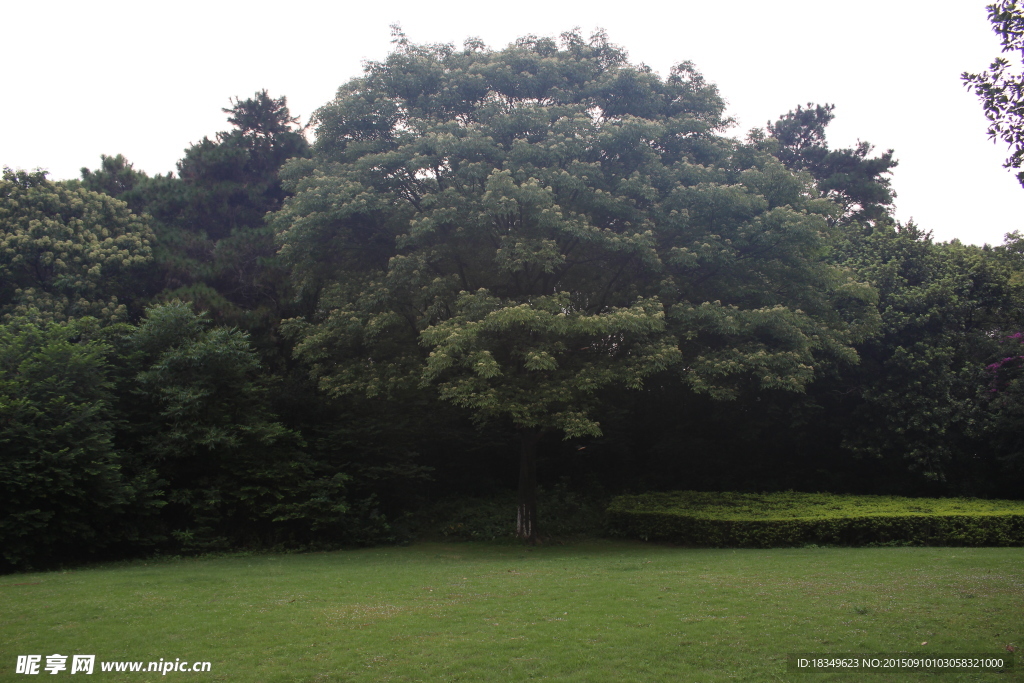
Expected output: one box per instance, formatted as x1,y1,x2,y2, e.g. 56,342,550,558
1,541,1021,681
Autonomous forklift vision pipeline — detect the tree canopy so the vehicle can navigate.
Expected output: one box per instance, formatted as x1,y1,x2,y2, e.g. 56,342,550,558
0,169,153,323
759,103,897,227
80,91,310,329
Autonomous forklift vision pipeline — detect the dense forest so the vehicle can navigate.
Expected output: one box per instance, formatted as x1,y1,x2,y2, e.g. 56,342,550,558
3,19,1024,570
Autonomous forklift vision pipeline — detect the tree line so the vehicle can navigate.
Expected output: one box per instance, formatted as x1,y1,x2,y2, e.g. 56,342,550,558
2,21,1023,568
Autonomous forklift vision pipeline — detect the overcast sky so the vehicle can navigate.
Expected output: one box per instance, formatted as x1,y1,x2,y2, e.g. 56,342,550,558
3,0,1021,246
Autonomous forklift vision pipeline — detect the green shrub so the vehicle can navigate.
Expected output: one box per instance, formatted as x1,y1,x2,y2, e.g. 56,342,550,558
607,491,1024,547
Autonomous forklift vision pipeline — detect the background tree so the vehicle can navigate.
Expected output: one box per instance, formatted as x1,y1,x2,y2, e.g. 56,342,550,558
76,96,446,547
829,225,1019,490
80,154,149,202
80,91,310,334
273,30,877,541
174,90,309,244
0,168,153,323
980,330,1024,479
120,301,358,550
963,0,1024,186
971,234,1024,484
0,317,161,570
757,103,897,226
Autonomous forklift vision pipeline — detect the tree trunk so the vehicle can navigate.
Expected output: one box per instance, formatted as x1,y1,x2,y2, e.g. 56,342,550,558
516,428,540,543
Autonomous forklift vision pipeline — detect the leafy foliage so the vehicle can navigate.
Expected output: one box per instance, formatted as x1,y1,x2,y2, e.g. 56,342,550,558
272,30,881,539
833,225,1020,483
760,103,897,226
980,329,1024,477
963,0,1024,186
81,92,310,330
80,154,149,202
275,30,875,439
0,318,161,570
123,302,357,550
0,168,153,323
175,90,310,244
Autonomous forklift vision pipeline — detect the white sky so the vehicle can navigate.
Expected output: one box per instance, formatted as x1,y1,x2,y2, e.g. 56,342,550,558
3,0,1021,246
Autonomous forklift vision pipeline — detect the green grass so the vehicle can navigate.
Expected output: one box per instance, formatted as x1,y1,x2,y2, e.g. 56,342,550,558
1,542,1021,681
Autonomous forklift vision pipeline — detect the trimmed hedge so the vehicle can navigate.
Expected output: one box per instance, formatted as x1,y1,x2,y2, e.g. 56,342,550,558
607,491,1024,547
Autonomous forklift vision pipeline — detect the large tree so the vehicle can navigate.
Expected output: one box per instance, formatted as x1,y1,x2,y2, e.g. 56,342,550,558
273,30,877,541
